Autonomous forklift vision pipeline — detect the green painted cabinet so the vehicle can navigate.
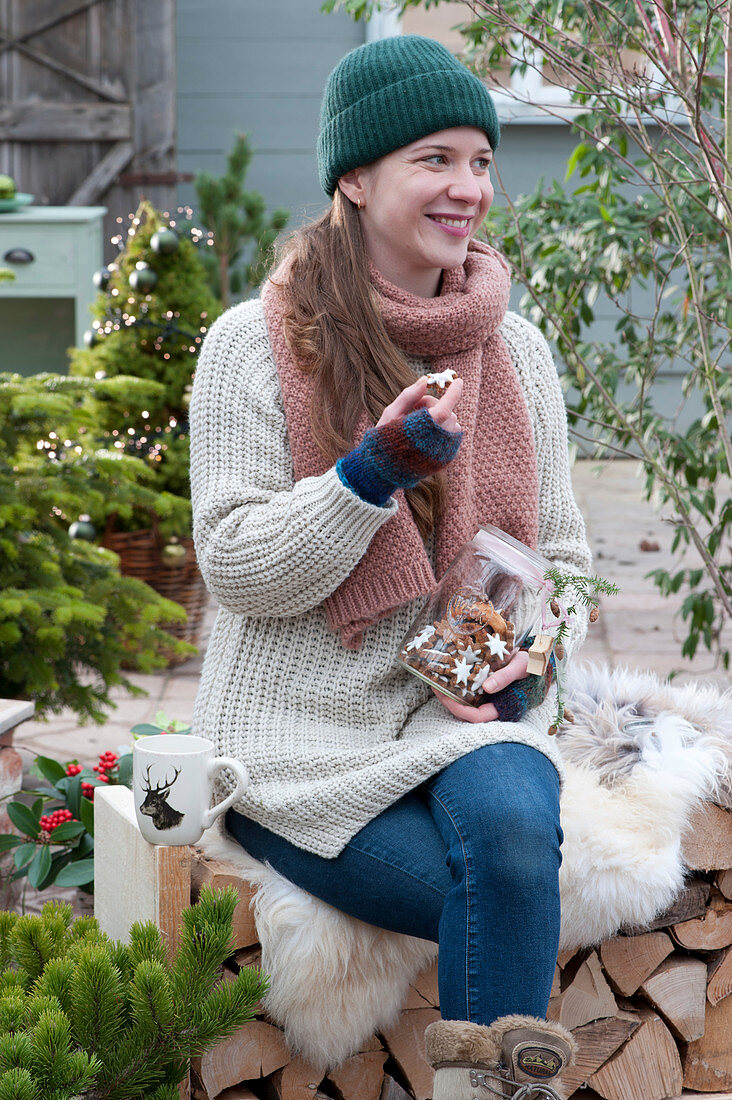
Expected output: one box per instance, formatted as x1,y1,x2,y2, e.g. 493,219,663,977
0,206,106,376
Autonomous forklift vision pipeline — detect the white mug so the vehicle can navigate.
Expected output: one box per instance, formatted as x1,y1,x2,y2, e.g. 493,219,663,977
132,734,249,846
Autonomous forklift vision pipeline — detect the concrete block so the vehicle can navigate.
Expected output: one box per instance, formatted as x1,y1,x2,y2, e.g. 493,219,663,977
0,699,34,740
94,786,191,960
0,747,24,833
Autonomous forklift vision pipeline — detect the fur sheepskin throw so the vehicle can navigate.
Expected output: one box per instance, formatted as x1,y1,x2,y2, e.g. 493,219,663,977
199,663,732,1070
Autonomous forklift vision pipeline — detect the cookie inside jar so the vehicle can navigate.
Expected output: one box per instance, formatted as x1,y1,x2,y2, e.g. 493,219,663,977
399,584,517,705
396,524,551,707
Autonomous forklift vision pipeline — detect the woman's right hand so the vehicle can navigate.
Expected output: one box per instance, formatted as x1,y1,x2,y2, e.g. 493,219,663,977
377,376,463,433
337,376,464,508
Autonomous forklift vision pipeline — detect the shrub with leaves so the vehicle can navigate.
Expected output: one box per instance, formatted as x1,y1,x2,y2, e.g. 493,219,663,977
0,750,132,896
0,888,268,1099
0,715,191,897
0,372,194,722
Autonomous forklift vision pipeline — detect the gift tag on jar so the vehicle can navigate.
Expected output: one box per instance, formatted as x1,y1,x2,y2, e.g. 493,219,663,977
526,633,555,676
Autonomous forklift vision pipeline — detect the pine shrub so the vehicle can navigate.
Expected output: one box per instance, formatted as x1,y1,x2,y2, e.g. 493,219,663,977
193,133,289,307
0,889,267,1099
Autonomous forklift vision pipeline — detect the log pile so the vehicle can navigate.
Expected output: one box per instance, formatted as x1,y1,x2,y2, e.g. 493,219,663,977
187,802,732,1100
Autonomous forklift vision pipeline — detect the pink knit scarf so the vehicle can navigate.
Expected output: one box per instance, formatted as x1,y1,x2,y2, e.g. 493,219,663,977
261,239,539,648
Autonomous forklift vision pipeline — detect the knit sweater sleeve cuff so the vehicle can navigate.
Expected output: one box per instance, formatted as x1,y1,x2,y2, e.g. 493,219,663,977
336,456,392,507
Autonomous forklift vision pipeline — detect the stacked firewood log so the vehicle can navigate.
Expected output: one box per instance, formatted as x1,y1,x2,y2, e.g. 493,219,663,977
188,802,732,1100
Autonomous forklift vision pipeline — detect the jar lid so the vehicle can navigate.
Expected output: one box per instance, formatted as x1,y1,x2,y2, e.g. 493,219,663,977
473,524,552,587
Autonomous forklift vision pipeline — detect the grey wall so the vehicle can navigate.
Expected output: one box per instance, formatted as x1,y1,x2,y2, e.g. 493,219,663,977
176,0,364,221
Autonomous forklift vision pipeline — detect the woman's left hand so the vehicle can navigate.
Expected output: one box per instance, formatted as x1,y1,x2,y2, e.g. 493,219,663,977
431,650,530,723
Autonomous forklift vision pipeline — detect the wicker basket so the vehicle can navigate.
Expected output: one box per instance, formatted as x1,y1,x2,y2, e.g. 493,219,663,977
102,520,209,665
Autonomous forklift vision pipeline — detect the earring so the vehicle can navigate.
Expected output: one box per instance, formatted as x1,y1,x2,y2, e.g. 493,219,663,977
357,197,362,210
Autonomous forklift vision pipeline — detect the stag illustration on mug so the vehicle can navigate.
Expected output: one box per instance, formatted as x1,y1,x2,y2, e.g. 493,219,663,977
139,764,185,830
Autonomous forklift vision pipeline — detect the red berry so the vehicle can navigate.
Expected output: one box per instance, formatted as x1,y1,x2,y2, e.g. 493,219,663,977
45,808,74,832
66,763,82,776
97,751,118,772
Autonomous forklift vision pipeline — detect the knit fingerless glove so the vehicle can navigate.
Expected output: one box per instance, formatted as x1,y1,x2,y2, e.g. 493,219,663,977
337,408,462,507
489,649,556,723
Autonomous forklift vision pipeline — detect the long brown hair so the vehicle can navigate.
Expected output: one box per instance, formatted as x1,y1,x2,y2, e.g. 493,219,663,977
270,189,446,541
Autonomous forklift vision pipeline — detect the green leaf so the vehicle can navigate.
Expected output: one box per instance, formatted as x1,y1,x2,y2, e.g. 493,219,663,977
130,723,165,737
27,844,52,888
53,858,95,886
565,142,589,180
75,833,94,858
35,849,73,891
0,835,23,852
117,753,133,789
79,797,95,837
65,774,82,819
13,842,36,870
47,820,86,844
7,802,40,837
33,756,67,785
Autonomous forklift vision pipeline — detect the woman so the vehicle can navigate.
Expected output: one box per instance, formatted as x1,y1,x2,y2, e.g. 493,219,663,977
190,34,591,1100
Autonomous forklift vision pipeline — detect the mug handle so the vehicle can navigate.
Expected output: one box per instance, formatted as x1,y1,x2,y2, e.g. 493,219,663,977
202,757,250,829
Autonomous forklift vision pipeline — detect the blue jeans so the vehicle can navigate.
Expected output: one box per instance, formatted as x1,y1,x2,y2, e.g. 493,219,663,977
225,742,562,1025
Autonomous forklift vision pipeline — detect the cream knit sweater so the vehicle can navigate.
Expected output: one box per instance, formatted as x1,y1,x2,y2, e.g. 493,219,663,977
189,298,592,858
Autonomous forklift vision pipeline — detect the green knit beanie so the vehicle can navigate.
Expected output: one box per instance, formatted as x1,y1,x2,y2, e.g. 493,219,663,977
317,35,500,197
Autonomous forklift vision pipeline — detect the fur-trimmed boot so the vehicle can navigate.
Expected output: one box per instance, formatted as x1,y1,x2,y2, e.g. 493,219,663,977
425,1014,577,1099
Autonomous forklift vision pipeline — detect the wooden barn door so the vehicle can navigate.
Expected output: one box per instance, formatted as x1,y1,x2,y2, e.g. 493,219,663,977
0,0,178,260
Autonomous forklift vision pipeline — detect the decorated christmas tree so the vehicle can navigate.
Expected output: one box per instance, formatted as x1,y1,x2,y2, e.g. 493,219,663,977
0,888,268,1099
68,201,222,540
0,371,194,722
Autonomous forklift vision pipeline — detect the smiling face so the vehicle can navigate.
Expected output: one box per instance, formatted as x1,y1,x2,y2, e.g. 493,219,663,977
338,126,494,298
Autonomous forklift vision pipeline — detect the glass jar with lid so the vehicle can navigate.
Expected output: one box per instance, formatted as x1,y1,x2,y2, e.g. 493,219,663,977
396,524,554,706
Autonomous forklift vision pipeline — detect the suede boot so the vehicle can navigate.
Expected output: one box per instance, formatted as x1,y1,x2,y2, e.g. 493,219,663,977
425,1014,577,1100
